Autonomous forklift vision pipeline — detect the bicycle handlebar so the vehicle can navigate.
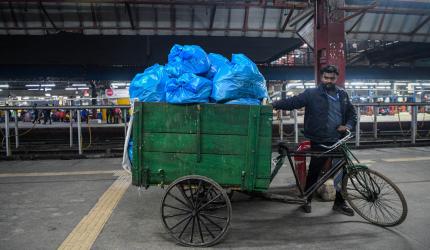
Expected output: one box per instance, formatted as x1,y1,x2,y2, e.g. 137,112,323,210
318,130,353,150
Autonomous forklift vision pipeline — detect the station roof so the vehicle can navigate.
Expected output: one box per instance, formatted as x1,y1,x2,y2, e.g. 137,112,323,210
0,0,429,42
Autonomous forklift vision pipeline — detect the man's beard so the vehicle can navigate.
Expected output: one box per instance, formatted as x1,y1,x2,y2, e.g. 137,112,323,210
323,83,336,90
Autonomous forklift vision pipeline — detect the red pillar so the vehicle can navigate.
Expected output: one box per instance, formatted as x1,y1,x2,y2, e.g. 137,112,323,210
314,0,345,87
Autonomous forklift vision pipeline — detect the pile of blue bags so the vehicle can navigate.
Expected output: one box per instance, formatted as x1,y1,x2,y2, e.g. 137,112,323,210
129,44,268,105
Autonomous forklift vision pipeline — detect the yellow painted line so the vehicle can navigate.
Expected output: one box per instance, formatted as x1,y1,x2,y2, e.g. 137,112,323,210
383,157,430,162
0,170,126,178
58,172,131,250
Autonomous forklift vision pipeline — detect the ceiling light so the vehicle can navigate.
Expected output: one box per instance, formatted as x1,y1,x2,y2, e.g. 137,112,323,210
41,84,55,87
28,88,40,91
65,87,76,91
25,84,40,87
0,84,9,88
72,84,87,87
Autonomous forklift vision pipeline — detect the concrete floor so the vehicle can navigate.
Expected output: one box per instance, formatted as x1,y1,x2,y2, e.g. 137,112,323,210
0,147,429,249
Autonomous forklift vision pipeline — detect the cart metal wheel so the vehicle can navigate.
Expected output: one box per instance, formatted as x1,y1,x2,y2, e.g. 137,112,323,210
342,168,408,227
160,175,232,247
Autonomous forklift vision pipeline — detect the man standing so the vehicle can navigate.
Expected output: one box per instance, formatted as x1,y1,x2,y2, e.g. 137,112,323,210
272,65,357,216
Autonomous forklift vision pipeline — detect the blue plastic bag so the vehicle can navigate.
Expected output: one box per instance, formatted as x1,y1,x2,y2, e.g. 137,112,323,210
206,53,231,80
166,44,210,77
225,98,261,105
129,64,169,102
165,73,212,104
128,140,133,162
211,54,268,102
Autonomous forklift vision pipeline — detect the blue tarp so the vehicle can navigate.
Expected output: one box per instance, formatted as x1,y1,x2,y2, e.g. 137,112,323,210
211,54,268,103
129,64,169,102
165,73,212,104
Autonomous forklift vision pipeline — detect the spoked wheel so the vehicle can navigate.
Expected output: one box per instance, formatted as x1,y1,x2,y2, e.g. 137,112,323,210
160,175,232,247
342,168,407,227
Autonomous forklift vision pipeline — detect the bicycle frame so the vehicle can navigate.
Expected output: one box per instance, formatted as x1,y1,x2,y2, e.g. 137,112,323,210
271,132,364,201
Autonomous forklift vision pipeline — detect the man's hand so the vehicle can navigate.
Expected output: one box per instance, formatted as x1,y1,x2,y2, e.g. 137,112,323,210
337,125,350,132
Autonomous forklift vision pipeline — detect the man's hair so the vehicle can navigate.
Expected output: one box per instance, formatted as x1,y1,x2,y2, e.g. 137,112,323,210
320,65,339,76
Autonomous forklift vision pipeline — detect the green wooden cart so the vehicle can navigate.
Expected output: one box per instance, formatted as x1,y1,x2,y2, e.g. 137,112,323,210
132,102,273,247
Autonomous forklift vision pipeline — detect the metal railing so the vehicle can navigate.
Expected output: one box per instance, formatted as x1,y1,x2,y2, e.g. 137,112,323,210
1,102,430,157
275,102,430,146
0,105,130,157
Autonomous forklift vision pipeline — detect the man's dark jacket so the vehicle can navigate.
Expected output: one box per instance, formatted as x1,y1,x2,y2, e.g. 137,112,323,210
272,85,357,143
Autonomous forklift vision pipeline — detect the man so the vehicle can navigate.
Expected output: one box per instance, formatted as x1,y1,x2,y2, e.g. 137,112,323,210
272,65,357,216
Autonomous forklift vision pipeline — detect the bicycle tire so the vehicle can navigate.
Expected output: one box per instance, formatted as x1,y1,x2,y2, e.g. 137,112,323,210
342,168,407,227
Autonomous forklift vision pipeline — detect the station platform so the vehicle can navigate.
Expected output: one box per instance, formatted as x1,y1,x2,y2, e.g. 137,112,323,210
1,147,429,249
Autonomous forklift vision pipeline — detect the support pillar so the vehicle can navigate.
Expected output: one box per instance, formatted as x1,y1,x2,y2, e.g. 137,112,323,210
314,0,345,87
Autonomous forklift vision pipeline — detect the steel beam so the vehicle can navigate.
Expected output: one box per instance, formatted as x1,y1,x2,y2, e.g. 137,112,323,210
170,4,175,32
410,15,430,35
8,1,19,28
281,8,294,32
242,6,249,34
125,2,135,29
8,1,308,9
289,7,313,27
208,5,216,31
39,1,58,31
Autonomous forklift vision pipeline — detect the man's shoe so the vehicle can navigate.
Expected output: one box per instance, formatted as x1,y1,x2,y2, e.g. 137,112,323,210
301,202,312,213
333,202,355,216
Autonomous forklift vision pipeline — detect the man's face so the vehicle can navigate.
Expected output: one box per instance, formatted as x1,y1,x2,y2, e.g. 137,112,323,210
321,72,338,90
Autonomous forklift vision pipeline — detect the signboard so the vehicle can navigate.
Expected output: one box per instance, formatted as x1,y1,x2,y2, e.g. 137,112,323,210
105,88,113,96
105,88,129,98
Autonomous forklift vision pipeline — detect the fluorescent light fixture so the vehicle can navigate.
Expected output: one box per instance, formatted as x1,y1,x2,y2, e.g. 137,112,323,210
44,88,52,91
0,84,9,88
45,93,51,97
72,84,87,87
409,83,420,86
111,82,127,86
41,84,55,87
421,83,430,86
296,86,304,89
351,82,363,86
78,87,89,90
304,83,315,86
394,83,407,86
28,88,40,91
288,83,303,87
0,89,2,92
376,86,386,89
23,97,29,100
65,87,76,91
378,82,391,86
25,84,40,87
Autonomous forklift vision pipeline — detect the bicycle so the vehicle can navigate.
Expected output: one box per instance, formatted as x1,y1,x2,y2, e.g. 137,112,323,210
271,130,408,227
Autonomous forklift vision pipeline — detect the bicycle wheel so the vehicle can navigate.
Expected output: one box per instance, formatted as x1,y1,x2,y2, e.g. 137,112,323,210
160,175,232,247
342,168,407,227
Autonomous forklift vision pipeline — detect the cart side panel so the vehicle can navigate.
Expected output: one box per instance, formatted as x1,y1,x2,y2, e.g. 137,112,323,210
140,103,270,137
133,103,273,191
142,152,247,187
